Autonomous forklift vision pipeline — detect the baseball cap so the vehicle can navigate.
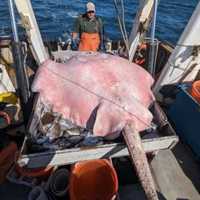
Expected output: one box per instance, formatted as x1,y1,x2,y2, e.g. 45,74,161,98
86,2,95,12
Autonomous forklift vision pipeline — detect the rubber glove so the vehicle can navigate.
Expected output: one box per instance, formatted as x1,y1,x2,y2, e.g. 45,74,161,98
71,38,78,50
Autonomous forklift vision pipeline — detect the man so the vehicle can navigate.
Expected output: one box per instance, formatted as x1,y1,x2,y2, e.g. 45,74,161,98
72,2,104,51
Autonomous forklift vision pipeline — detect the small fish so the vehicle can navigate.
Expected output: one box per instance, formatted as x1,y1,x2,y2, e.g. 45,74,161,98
41,112,55,125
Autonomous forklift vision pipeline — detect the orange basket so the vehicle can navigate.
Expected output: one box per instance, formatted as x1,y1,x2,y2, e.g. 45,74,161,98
190,80,200,103
69,159,118,200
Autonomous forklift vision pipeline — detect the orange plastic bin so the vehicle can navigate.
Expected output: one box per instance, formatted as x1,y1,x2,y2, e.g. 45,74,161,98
191,80,200,103
69,159,118,200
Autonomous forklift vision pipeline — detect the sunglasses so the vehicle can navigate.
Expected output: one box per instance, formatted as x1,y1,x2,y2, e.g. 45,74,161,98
87,11,95,14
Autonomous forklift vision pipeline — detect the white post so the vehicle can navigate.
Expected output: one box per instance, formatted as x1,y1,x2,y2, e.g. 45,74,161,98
14,0,49,65
153,2,200,95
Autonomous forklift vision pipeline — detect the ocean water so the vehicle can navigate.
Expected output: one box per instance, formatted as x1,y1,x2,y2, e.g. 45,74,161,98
0,0,199,44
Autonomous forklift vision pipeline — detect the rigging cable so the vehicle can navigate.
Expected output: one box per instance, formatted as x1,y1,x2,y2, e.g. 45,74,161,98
113,0,129,52
120,0,129,46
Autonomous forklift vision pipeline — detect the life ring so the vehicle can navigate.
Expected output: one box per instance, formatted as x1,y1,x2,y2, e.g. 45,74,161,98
134,43,147,65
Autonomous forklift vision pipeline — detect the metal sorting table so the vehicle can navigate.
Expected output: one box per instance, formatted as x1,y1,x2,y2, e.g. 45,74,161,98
17,50,179,168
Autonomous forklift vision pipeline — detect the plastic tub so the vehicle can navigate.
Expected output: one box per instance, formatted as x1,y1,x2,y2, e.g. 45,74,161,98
69,159,118,200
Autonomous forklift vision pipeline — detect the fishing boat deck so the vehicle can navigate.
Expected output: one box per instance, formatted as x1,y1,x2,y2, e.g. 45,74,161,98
119,142,200,200
1,142,200,200
152,144,200,200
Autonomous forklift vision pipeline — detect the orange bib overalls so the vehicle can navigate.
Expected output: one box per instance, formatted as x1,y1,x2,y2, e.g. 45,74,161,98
79,32,100,51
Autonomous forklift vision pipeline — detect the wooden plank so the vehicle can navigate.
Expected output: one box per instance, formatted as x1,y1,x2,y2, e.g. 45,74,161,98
18,136,178,168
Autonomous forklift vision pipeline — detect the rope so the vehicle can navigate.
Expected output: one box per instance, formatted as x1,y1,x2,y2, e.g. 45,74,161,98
120,0,129,46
